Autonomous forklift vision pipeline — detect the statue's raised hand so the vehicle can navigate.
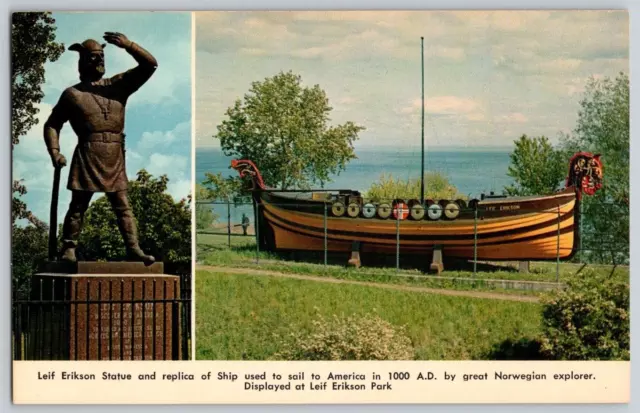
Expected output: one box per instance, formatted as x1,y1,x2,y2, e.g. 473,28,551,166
103,32,132,49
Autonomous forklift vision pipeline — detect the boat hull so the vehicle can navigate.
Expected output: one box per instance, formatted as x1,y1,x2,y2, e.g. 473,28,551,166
255,189,579,261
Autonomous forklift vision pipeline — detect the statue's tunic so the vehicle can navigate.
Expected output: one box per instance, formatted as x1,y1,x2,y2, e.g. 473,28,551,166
46,66,150,192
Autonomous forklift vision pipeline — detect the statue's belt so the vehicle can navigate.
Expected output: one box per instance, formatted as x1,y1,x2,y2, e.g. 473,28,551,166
83,132,125,143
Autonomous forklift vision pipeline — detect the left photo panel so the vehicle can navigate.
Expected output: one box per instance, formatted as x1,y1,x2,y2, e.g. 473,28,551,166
11,12,193,361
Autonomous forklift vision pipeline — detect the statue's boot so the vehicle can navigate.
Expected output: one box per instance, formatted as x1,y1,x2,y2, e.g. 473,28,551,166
59,191,93,263
115,207,155,266
60,212,82,263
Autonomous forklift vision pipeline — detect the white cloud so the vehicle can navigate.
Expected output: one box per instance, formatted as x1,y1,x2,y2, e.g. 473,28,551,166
195,11,628,149
145,153,188,178
138,121,190,150
167,179,192,202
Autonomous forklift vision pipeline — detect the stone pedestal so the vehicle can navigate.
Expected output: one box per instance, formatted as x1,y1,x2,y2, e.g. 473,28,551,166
26,262,184,361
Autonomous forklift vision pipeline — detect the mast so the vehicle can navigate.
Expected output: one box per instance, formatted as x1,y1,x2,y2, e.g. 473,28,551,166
420,36,425,205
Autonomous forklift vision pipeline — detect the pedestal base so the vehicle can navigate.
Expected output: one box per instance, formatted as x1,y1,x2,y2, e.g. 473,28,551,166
22,262,184,361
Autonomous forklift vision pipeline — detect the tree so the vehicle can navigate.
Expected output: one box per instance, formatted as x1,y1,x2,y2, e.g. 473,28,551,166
12,12,65,228
200,172,244,201
503,135,566,197
195,183,218,230
78,170,192,266
562,73,629,264
11,13,64,296
215,71,365,191
12,12,65,146
365,172,466,202
12,224,49,300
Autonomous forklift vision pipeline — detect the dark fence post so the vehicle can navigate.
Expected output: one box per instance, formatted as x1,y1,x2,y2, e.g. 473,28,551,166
556,206,560,283
473,206,478,276
171,279,180,361
227,198,232,248
324,203,328,267
255,203,260,264
396,207,400,272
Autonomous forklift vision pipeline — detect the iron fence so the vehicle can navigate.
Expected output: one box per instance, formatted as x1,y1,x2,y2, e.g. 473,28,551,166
12,272,192,361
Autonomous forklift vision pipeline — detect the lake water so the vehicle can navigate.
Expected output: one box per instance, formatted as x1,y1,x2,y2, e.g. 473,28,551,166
196,146,513,224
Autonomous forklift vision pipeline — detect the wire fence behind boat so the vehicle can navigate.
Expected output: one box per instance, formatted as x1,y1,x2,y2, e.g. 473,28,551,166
196,199,629,283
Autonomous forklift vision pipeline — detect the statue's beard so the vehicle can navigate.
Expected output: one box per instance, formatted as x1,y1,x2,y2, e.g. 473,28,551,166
79,62,105,81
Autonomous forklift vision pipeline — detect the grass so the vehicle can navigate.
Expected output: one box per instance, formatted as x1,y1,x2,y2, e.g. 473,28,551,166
195,270,544,360
196,233,629,296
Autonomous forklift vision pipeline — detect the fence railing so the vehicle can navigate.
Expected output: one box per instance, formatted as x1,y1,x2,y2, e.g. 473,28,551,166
196,199,629,281
12,272,192,361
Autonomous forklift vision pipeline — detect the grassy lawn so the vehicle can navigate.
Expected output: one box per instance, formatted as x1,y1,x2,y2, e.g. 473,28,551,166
196,270,544,360
196,233,629,296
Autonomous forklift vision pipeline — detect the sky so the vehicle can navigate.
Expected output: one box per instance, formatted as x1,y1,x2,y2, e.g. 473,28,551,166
194,10,628,150
13,11,192,226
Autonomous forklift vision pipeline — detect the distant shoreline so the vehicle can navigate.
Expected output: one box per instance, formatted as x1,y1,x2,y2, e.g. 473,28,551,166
195,145,514,153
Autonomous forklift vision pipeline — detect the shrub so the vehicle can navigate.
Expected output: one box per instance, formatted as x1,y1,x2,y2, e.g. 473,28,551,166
271,310,415,360
539,269,629,360
365,172,466,202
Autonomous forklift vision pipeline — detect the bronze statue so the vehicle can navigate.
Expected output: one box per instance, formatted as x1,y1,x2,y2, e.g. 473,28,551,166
43,32,157,265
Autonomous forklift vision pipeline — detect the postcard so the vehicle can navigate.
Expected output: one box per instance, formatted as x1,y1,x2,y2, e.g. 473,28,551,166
11,10,630,404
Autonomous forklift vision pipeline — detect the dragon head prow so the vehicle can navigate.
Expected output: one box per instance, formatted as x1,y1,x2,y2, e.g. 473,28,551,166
230,159,266,190
566,152,604,199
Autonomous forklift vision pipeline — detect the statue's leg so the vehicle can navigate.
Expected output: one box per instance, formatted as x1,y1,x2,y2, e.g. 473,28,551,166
107,190,155,265
60,190,93,262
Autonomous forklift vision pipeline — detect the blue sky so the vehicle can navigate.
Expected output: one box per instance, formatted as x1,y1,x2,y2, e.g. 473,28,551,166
195,11,628,149
13,11,192,225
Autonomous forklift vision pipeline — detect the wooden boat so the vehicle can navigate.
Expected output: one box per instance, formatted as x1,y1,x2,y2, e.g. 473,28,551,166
230,152,604,270
227,40,604,271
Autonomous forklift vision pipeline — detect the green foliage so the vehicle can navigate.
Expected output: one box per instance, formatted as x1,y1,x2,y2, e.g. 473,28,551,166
11,12,65,146
195,183,218,229
504,73,629,264
79,170,191,264
11,12,64,227
12,181,49,300
200,172,244,201
215,71,364,190
12,223,48,300
364,172,466,202
564,73,629,264
539,269,629,360
271,310,415,360
565,72,629,205
504,135,565,197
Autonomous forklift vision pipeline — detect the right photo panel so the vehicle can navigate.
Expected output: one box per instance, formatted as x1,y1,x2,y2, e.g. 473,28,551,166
194,11,629,362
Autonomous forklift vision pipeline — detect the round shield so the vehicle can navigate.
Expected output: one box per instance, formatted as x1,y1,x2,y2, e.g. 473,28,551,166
444,202,460,219
410,203,425,220
392,202,409,220
362,203,376,218
347,202,361,218
331,201,346,217
427,203,443,220
377,203,392,219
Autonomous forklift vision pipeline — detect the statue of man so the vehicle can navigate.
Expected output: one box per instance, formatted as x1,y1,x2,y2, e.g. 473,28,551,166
43,32,157,264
